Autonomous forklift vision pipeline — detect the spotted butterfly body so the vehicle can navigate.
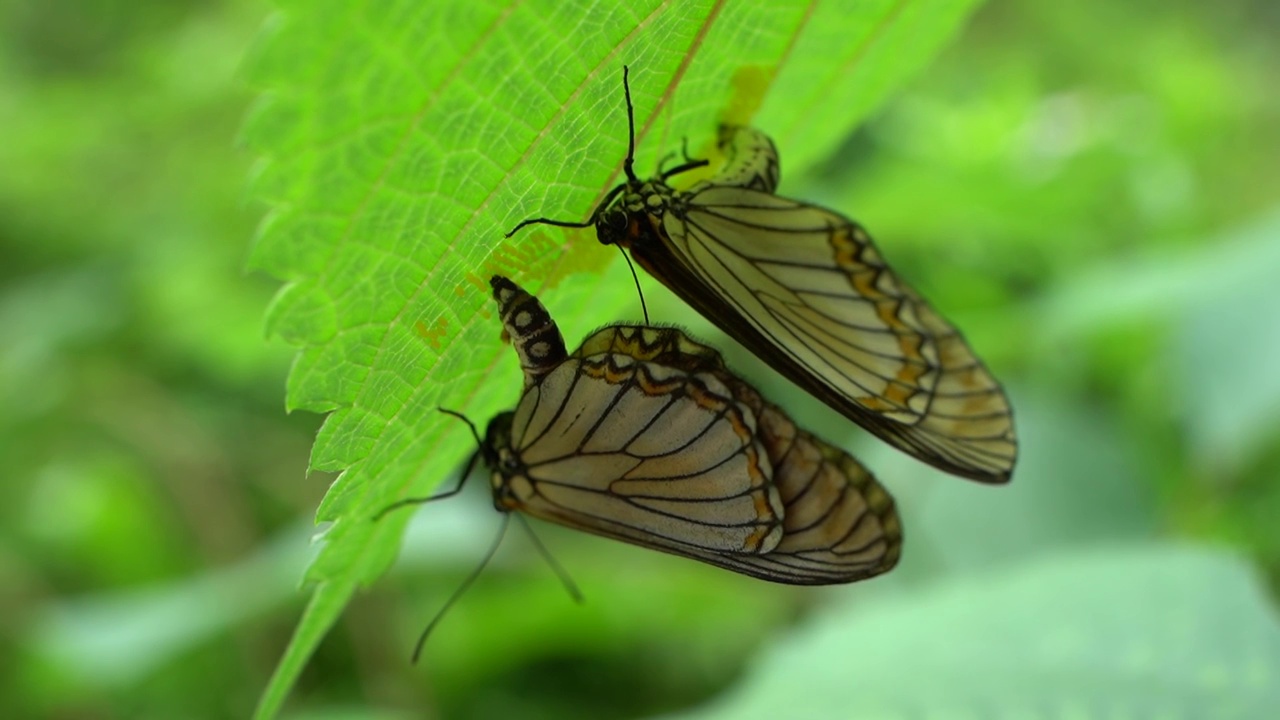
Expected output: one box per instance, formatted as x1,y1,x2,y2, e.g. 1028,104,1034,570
482,276,901,585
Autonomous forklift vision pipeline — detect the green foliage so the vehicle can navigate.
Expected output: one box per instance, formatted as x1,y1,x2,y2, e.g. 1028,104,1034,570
666,546,1280,719
4,0,1280,718
241,1,984,715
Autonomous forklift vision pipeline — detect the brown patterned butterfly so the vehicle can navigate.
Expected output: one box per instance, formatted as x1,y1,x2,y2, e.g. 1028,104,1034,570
506,67,1017,483
381,276,903,659
477,275,900,585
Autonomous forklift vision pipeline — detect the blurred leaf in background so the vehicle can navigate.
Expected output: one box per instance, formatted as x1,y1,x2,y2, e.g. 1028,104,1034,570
1,0,1278,719
0,0,323,717
664,545,1280,719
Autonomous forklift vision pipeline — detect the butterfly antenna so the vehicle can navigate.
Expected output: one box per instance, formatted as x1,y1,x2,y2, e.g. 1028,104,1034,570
410,514,512,663
438,407,483,446
622,65,638,183
505,216,593,238
508,66,642,238
372,408,484,521
616,246,650,324
514,513,584,604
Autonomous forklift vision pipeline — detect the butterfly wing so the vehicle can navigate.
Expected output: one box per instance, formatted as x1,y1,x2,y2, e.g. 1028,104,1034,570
726,381,902,584
573,325,727,375
622,183,1016,483
498,353,786,557
578,325,902,584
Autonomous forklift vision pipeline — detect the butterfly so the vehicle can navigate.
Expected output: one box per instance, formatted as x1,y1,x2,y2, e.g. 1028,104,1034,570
506,67,1017,483
379,276,901,659
477,275,901,585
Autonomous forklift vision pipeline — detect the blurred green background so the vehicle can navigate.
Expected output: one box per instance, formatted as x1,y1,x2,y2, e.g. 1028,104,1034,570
3,1,1279,719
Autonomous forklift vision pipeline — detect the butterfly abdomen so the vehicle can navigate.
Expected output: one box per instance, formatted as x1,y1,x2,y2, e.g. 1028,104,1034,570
490,275,567,384
714,125,781,193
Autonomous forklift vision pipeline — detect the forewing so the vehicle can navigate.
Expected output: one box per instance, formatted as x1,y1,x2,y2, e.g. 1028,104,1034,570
637,184,1016,482
505,355,785,556
573,325,727,375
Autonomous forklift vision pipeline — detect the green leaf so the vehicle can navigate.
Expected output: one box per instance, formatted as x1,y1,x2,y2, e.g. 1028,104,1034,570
1174,210,1280,473
911,385,1157,571
1037,208,1280,344
242,1,986,716
660,545,1280,719
29,527,312,686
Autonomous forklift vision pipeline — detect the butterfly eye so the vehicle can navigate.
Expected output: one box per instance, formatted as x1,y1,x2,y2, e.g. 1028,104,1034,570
594,207,627,246
500,452,519,473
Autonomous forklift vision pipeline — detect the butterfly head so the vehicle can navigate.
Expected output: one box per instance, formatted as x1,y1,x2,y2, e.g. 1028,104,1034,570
482,412,526,510
593,191,634,248
593,181,672,249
